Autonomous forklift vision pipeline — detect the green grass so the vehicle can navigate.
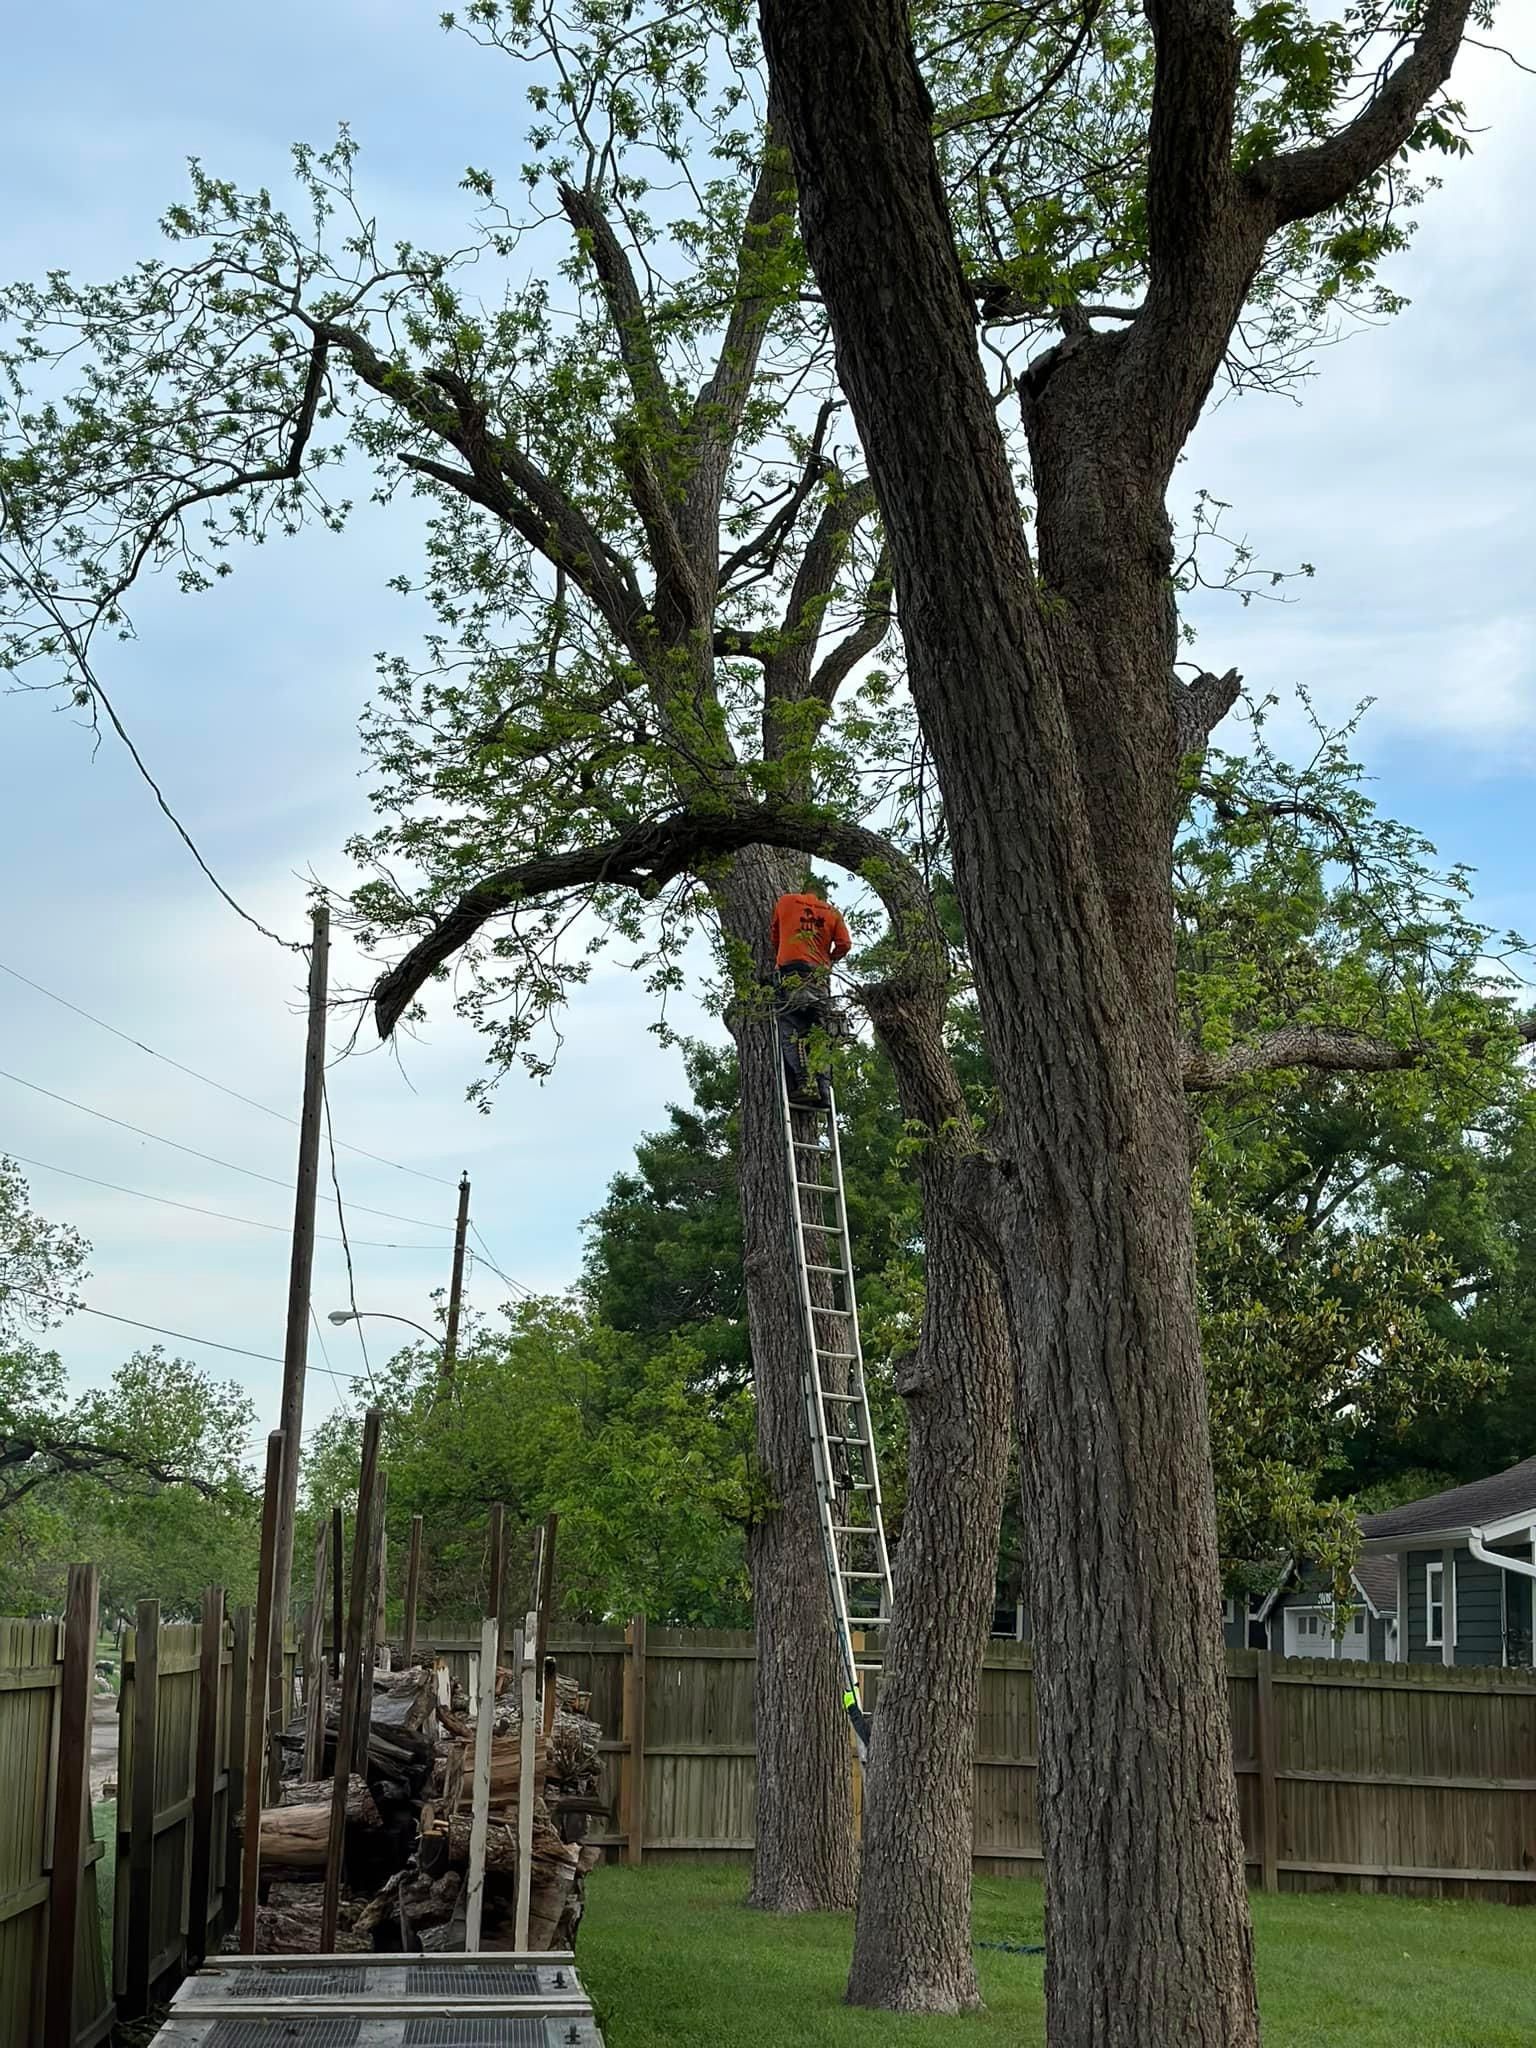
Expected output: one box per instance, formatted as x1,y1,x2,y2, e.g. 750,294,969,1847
92,1799,115,1980
577,1865,1536,2047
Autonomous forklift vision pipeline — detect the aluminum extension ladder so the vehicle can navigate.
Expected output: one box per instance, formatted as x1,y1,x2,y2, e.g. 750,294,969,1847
777,1059,894,1756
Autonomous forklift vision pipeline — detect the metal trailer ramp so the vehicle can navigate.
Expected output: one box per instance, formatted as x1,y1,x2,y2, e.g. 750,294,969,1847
167,1954,603,2046
155,2018,605,2048
172,1955,589,2016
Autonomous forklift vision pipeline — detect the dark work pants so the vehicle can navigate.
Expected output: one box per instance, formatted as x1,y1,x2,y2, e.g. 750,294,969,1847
774,963,832,1106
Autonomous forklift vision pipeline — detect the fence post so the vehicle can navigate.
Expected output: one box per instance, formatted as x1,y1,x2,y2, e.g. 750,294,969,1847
124,1597,161,2018
403,1514,423,1668
186,1585,224,1967
225,1606,252,1944
624,1612,647,1867
242,1431,286,1951
1255,1652,1279,1893
303,1519,329,1779
44,1562,100,2048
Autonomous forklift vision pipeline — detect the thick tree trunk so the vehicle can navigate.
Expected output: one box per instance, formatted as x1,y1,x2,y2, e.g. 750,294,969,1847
718,844,859,1912
760,5,1259,2043
848,983,1011,2014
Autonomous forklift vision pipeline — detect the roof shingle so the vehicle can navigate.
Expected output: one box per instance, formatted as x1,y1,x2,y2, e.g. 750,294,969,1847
1359,1458,1536,1541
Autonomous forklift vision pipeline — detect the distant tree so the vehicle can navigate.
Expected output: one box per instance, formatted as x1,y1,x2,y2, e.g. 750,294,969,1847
0,1155,86,1338
301,1299,756,1629
0,1346,258,1616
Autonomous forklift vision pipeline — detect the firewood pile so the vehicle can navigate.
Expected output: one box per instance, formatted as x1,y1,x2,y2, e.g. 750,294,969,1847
378,1669,606,1952
234,1660,607,1955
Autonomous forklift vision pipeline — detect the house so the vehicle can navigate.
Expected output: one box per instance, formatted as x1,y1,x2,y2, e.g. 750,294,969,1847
1357,1456,1536,1670
1250,1554,1400,1663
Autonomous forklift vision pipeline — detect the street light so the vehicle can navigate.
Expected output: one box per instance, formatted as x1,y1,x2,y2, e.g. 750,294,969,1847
327,1308,445,1351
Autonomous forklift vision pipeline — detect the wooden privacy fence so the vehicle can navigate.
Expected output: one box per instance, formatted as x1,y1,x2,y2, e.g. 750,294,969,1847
0,1573,112,2048
420,1625,1536,1902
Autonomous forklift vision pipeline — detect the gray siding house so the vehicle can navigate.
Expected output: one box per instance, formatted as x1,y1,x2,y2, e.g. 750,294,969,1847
1358,1457,1536,1670
1255,1555,1399,1662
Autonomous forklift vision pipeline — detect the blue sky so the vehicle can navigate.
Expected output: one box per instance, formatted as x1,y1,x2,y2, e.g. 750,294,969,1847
2,7,1533,1454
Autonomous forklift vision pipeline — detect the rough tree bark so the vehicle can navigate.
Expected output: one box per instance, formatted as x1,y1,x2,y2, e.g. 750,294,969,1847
760,0,1476,2038
850,979,1011,2013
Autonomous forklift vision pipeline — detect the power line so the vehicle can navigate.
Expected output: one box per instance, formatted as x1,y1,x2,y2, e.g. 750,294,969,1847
322,1080,377,1393
468,1223,535,1300
0,1066,453,1231
7,1152,452,1252
20,1292,315,1368
0,956,459,1188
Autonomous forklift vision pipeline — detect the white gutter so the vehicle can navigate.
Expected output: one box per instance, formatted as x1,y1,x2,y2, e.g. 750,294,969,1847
1467,1527,1536,1582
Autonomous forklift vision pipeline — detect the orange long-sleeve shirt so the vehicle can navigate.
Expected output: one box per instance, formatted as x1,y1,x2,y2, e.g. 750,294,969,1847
771,892,852,970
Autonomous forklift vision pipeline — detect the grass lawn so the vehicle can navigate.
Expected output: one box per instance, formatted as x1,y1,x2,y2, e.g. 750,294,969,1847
578,1864,1536,2048
92,1799,115,1979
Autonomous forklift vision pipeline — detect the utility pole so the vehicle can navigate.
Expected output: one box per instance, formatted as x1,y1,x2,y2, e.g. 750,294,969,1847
442,1171,471,1380
270,901,330,1712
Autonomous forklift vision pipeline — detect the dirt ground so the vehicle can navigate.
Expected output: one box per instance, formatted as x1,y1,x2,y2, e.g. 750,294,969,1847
91,1691,118,1798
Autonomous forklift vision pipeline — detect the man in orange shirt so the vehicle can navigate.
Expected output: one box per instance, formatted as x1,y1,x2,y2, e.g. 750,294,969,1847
771,887,851,1109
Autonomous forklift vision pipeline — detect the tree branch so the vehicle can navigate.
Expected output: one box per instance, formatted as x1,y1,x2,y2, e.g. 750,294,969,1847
1182,1014,1536,1093
558,183,682,440
718,398,838,591
810,543,893,706
324,314,650,657
1172,666,1242,757
1247,0,1477,227
372,801,944,1038
1142,0,1243,303
689,124,799,464
0,1432,233,1509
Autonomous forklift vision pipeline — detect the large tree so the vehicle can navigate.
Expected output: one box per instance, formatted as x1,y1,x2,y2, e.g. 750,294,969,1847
754,0,1501,2040
1,0,1516,2023
0,9,1014,1939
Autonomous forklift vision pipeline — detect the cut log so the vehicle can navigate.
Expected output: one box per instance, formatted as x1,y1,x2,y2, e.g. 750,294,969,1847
239,1777,381,1871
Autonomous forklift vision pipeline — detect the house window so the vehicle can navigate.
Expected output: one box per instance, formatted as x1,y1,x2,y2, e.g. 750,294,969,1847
1426,1561,1455,1647
1222,1596,1237,1628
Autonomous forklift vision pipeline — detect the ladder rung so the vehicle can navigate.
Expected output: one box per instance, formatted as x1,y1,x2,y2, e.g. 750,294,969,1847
826,1436,866,1448
832,1524,880,1536
796,1179,837,1193
843,1571,887,1581
804,1262,847,1277
817,1349,856,1359
820,1391,860,1403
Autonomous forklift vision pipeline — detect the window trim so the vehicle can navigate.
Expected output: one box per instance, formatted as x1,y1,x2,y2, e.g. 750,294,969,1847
1222,1595,1237,1628
1426,1559,1456,1648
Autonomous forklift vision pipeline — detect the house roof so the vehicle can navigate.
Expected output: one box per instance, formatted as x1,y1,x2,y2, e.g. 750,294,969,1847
1359,1458,1536,1549
1351,1554,1399,1616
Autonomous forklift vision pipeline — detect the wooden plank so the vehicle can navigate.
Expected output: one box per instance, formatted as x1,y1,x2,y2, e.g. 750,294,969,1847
0,1665,62,1693
515,1611,537,1949
43,1564,98,2048
330,1505,345,1682
241,1432,286,1952
322,1409,382,1952
303,1519,330,1778
186,1585,223,1967
225,1605,252,1945
1277,1858,1536,1884
625,1612,647,1869
1255,1655,1279,1893
464,1614,499,1951
403,1514,423,1668
123,1597,160,2019
534,1512,558,1676
356,1467,387,1768
487,1504,507,1669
